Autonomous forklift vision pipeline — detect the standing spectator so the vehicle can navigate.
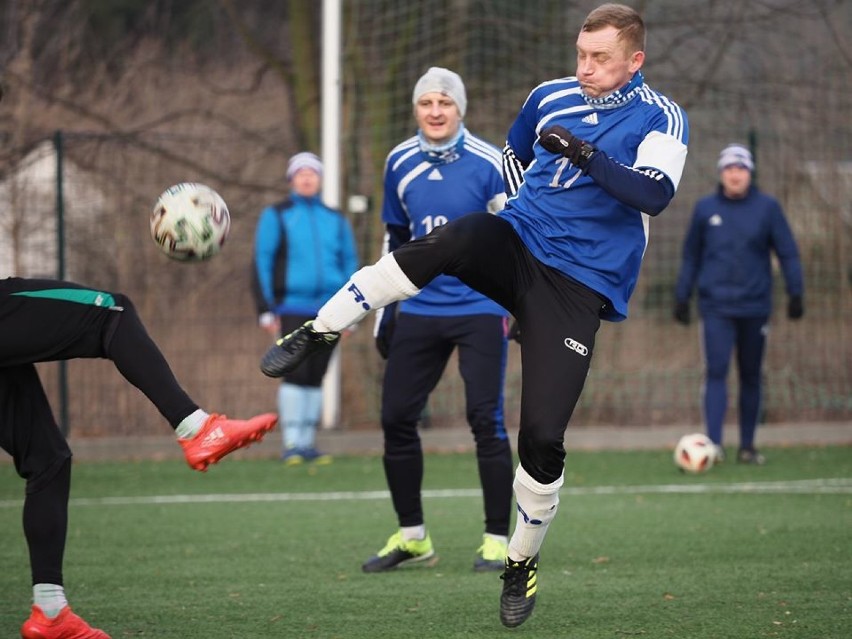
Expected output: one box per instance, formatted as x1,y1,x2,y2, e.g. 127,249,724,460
1,277,277,639
361,67,514,574
261,3,688,627
253,152,359,465
674,143,804,464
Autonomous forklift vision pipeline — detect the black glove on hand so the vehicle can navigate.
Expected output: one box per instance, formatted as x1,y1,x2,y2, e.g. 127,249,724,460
538,125,597,170
674,301,690,325
787,295,804,320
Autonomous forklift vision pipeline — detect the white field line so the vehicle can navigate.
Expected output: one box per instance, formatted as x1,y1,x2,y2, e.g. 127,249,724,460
1,478,851,509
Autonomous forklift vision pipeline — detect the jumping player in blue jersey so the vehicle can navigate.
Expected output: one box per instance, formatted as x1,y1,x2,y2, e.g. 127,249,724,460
361,67,514,575
261,3,689,628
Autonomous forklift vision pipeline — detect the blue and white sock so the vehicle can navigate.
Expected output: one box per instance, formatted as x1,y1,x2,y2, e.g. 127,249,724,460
314,254,420,333
508,464,563,561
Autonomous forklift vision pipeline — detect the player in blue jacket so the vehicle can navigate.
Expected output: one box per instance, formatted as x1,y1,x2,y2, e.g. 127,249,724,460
253,152,359,464
361,67,514,575
674,143,804,465
261,4,688,627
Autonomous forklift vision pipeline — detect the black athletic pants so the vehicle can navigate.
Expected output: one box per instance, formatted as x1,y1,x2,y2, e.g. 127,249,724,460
393,214,607,485
381,313,513,535
0,277,197,584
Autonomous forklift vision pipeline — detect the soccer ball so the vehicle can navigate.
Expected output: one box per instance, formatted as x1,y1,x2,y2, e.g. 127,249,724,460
673,433,716,474
150,183,230,261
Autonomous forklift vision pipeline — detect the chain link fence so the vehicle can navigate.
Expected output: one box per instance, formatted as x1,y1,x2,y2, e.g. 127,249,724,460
1,0,849,437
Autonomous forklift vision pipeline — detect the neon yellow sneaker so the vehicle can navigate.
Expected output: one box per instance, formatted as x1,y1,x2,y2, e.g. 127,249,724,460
474,534,508,572
361,530,437,573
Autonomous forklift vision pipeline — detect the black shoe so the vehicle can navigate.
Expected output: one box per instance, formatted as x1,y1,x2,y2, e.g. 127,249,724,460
737,448,766,465
260,321,340,378
499,554,539,628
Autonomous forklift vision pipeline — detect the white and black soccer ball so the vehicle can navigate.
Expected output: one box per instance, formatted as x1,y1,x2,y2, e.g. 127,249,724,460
673,433,716,474
150,182,230,261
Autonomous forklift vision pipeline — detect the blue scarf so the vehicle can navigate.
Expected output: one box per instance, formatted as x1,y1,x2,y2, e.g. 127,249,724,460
418,122,466,164
583,71,644,110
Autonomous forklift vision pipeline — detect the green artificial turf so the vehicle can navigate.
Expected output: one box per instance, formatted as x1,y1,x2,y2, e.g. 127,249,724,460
0,446,850,638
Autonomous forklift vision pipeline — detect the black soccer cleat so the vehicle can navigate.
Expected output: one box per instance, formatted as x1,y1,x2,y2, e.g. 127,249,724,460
260,320,340,378
499,553,539,628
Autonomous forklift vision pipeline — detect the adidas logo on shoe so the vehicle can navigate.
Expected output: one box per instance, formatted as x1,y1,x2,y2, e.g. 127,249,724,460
500,554,539,628
201,426,226,447
180,413,277,471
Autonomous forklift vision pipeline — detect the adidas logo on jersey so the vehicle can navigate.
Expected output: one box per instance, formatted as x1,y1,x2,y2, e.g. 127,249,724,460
428,168,443,180
581,112,599,125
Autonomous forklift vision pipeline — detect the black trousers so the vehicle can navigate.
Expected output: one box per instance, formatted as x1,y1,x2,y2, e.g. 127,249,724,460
0,277,197,486
381,313,513,535
393,214,607,485
0,277,198,585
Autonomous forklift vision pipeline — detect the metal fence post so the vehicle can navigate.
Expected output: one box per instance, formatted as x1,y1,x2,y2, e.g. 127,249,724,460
53,130,70,436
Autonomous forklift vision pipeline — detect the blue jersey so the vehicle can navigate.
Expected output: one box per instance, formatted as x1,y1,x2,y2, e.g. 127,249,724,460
675,185,803,317
382,131,508,317
502,75,688,321
254,195,359,316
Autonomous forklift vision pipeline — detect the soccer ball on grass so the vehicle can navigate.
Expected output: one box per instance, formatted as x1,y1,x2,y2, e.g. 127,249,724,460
150,182,230,261
673,433,716,474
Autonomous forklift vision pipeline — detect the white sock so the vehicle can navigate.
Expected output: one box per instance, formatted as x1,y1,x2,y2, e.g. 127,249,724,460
508,464,563,561
314,254,420,333
400,524,427,541
175,409,209,439
33,583,67,619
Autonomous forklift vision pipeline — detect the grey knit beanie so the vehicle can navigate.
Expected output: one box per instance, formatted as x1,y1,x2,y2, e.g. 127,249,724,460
717,144,754,172
287,152,323,180
412,67,467,118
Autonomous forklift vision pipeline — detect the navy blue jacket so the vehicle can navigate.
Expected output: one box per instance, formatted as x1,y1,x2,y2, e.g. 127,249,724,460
675,185,803,317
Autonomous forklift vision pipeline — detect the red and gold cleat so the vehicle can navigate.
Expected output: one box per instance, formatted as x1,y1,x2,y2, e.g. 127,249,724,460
179,413,277,471
20,605,110,639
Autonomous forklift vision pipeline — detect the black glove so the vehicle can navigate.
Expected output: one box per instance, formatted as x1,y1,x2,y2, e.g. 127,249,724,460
375,303,398,359
674,301,690,325
787,295,804,320
538,125,597,170
508,319,521,344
